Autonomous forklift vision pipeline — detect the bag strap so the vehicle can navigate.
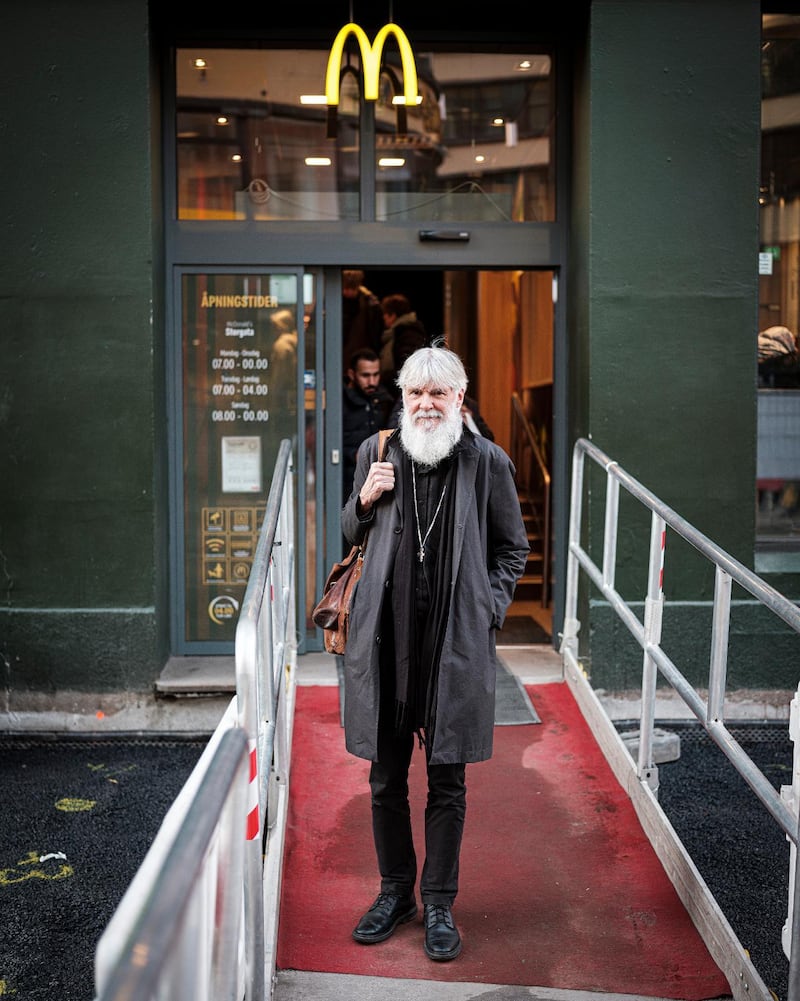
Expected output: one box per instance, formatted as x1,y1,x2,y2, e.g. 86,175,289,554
361,429,394,555
377,427,393,462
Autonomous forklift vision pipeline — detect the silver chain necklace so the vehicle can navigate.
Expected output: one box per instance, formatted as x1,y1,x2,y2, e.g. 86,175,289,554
411,461,448,563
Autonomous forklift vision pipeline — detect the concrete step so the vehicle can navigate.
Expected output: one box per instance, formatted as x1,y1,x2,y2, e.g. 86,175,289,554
156,656,235,695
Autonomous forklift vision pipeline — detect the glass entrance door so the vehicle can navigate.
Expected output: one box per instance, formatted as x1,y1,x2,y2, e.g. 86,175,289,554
170,264,560,654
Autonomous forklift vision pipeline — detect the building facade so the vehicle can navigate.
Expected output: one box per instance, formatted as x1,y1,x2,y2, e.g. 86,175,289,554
3,0,796,696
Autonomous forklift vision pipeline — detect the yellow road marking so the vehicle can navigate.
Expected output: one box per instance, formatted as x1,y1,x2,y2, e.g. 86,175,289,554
0,851,73,886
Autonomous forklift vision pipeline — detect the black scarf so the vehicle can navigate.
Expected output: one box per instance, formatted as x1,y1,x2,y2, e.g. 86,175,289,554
391,444,461,746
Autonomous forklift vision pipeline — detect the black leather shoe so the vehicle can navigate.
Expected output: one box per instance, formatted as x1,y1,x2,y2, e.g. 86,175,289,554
423,903,462,961
352,892,417,944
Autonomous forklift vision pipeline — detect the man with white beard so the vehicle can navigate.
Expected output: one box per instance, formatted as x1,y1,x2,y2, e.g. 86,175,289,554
340,346,529,962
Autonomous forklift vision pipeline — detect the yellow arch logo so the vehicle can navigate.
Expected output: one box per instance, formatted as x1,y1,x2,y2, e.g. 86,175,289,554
325,22,418,107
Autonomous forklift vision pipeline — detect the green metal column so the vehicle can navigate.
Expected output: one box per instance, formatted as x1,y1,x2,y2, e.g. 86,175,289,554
573,0,763,688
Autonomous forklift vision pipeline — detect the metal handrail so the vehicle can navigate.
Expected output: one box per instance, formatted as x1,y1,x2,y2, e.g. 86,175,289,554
94,439,297,1001
95,727,249,1001
235,438,297,997
510,392,551,607
561,436,800,1000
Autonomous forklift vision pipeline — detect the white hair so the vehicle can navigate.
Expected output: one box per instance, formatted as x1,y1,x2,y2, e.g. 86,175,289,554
396,347,468,394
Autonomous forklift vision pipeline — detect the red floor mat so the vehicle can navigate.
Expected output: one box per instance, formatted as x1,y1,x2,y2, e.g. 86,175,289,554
277,683,730,999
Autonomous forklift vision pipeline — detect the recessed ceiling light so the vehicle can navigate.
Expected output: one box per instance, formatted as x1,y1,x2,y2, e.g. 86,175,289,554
232,153,243,162
378,157,405,167
305,157,332,166
216,116,229,126
474,154,486,163
516,59,532,71
300,95,327,105
194,58,207,69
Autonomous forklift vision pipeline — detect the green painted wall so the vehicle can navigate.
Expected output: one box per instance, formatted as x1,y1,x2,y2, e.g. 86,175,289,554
0,0,788,697
571,0,773,689
0,1,166,691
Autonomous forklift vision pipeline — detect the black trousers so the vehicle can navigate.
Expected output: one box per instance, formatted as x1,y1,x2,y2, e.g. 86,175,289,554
368,726,466,906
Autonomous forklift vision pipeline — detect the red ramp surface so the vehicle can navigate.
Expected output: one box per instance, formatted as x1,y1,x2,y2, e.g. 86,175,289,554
278,683,730,999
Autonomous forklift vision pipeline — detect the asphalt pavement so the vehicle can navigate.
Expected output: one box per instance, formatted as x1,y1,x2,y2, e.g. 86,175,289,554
0,735,205,1001
644,720,793,1001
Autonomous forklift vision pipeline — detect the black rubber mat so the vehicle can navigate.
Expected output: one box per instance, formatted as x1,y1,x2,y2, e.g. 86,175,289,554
497,614,551,644
495,660,540,725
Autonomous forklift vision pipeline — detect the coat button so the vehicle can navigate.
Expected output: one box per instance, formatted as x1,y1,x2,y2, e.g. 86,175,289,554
376,634,381,644
394,526,402,534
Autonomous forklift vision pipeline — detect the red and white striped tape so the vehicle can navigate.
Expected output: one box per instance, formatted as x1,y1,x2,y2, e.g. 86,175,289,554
246,740,259,841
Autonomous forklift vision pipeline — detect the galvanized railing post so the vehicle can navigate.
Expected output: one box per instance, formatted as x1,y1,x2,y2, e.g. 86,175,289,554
637,511,665,791
788,805,800,1001
785,686,800,992
707,565,732,725
560,442,584,666
602,468,619,590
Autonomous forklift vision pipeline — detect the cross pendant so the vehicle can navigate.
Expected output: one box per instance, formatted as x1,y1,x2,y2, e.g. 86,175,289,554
417,547,425,563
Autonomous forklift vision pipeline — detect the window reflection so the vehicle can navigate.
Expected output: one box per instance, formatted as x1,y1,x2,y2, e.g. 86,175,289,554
175,46,554,223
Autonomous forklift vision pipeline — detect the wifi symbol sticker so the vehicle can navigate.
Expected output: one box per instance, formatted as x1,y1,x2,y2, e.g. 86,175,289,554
205,537,226,555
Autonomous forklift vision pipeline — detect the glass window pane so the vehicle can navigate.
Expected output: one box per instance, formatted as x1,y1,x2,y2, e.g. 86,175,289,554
376,52,554,222
176,46,554,223
177,50,357,221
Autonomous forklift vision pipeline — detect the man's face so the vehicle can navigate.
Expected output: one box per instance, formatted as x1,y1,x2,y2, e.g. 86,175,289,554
403,383,464,432
351,359,381,395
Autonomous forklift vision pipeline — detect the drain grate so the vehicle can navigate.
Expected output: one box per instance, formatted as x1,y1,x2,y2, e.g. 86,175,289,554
0,733,208,751
614,719,792,745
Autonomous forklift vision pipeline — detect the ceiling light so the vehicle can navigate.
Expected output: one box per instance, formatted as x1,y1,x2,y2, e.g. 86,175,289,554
378,157,405,167
305,157,332,166
216,116,229,125
231,153,242,162
300,95,327,105
474,154,486,163
492,117,505,126
516,59,532,71
392,95,423,106
194,58,207,69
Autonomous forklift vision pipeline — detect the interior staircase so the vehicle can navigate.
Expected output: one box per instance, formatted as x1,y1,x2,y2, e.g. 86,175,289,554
507,391,553,637
515,487,549,605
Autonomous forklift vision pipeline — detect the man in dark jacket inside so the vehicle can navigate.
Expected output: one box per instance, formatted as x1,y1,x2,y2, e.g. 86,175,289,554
379,293,429,397
342,269,384,369
342,348,393,505
342,346,529,962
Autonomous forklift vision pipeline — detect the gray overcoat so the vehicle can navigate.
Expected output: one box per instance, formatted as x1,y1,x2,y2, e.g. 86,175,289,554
341,428,530,765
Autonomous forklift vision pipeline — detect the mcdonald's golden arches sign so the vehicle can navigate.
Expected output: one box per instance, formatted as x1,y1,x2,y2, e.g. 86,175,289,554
325,22,419,106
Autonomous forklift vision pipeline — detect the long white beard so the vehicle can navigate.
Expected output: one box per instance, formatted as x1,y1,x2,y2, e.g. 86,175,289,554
400,401,463,467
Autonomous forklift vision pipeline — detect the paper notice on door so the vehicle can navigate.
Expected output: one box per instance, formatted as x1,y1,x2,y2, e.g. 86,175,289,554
221,436,262,493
